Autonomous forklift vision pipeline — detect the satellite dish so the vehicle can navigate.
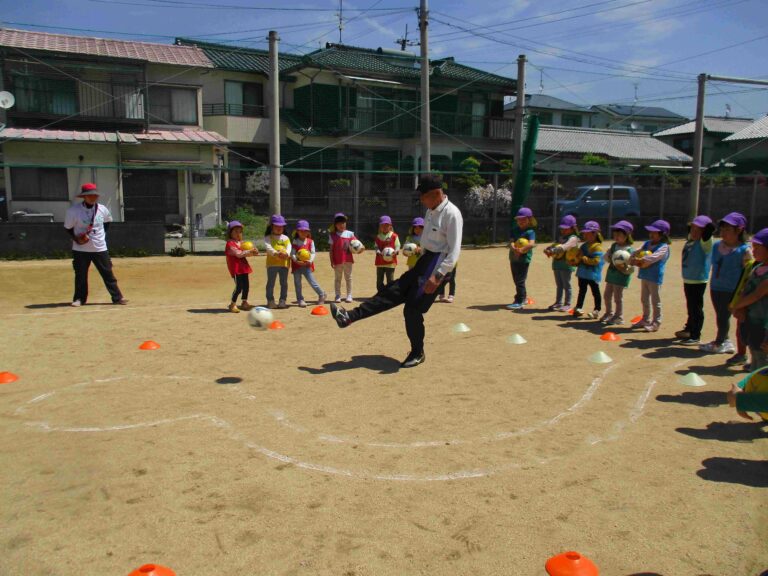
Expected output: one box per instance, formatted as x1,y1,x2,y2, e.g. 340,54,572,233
629,121,639,131
0,91,14,110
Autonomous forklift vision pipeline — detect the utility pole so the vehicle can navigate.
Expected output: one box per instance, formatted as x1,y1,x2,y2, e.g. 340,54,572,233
419,0,430,173
268,30,281,215
512,54,526,177
689,73,706,221
396,24,417,51
338,0,344,44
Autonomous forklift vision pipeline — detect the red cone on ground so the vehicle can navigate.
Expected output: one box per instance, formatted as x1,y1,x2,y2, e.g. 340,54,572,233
269,320,285,330
128,564,176,576
311,305,328,316
139,341,161,350
630,315,643,324
526,297,535,305
568,308,575,315
0,372,19,384
545,551,599,576
600,332,621,342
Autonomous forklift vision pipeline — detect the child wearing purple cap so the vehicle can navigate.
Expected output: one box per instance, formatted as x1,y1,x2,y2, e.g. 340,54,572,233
264,214,292,309
729,227,767,370
328,213,360,303
700,212,752,356
507,207,537,310
600,220,635,325
291,219,325,307
676,215,716,345
225,220,258,313
404,217,424,270
545,214,580,312
631,219,671,332
573,221,604,318
374,215,401,292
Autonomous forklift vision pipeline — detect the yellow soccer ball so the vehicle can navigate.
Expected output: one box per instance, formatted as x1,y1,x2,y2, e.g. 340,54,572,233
241,241,254,251
297,248,311,262
514,237,529,249
565,247,582,266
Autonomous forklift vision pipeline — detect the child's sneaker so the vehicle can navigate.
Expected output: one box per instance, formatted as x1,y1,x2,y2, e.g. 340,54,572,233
277,300,288,309
586,310,600,319
607,316,624,325
239,301,253,311
317,294,326,305
334,295,342,303
599,312,613,323
446,295,454,303
228,302,240,313
572,308,585,318
699,341,730,353
548,302,561,311
680,338,700,346
674,329,691,339
267,300,278,309
725,353,748,366
507,302,523,310
634,319,651,329
644,322,660,332
438,295,446,302
297,299,307,308
557,304,571,312
345,295,353,303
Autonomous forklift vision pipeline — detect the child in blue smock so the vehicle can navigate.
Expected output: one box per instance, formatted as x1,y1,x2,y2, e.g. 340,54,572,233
631,219,671,332
573,220,604,319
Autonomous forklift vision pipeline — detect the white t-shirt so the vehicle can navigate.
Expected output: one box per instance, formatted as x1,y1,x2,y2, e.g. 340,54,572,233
64,202,113,253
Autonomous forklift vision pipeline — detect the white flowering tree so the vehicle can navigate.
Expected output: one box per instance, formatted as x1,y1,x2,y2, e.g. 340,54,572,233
245,170,290,195
465,183,513,217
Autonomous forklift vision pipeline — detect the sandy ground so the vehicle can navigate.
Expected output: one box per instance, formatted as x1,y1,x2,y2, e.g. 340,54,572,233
0,247,766,576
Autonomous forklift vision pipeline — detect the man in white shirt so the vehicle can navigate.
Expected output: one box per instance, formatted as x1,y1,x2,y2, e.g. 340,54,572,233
64,183,127,307
331,175,463,368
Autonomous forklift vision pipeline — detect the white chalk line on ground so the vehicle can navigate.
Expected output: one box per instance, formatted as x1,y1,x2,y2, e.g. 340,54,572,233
2,302,225,318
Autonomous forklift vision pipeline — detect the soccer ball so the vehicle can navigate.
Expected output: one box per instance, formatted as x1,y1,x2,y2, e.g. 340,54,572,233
247,306,274,330
514,237,529,249
296,248,311,262
565,247,582,266
381,247,396,262
612,249,631,267
349,239,364,254
402,242,418,257
241,241,254,251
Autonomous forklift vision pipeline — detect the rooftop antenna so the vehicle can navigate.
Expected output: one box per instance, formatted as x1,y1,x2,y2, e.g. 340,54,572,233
539,68,544,94
725,103,731,118
337,0,344,44
633,82,639,105
396,23,419,51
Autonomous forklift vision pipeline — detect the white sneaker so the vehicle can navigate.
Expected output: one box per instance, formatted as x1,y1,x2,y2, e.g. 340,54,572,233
721,339,736,354
644,322,660,332
71,300,82,307
334,296,342,303
700,340,733,354
345,296,353,303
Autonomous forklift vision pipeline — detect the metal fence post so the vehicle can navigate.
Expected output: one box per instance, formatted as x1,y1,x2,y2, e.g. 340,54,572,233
186,168,195,254
750,173,758,233
492,172,499,244
352,171,360,234
660,173,666,220
552,173,559,240
706,177,714,215
608,173,614,230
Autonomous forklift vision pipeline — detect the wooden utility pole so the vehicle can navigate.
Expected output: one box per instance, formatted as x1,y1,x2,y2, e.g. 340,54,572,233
268,30,281,215
419,0,430,173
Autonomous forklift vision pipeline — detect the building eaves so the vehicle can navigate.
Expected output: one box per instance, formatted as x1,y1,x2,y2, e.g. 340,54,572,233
654,116,754,137
175,38,302,75
0,128,140,144
723,115,768,142
592,104,687,120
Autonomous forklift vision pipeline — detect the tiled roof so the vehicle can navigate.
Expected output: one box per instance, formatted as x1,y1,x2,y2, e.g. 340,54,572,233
175,38,302,74
0,28,213,67
723,115,768,142
0,127,227,144
592,104,686,120
505,94,593,113
536,126,691,162
654,116,754,137
0,128,140,144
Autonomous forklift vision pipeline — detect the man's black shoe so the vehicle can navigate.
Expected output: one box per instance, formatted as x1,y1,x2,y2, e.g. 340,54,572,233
400,351,425,368
330,303,351,328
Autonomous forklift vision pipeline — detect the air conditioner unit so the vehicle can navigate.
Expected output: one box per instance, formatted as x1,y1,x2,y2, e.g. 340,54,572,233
192,172,213,184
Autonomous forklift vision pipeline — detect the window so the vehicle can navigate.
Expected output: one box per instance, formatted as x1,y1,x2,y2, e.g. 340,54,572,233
586,189,608,201
13,76,77,115
224,81,264,117
537,111,553,125
148,86,198,125
11,168,69,201
561,114,582,127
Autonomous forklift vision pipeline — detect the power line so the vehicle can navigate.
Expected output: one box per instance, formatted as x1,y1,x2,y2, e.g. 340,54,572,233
88,0,411,11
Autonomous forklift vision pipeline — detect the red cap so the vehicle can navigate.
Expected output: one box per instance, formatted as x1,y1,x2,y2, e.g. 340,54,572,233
78,183,100,197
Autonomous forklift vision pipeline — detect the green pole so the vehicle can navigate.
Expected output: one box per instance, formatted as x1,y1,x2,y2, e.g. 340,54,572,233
510,115,540,236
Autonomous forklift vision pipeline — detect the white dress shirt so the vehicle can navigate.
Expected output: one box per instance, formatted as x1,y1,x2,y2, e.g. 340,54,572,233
420,195,463,276
64,202,112,253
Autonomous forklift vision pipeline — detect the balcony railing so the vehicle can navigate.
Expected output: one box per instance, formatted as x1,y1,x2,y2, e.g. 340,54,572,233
203,103,267,118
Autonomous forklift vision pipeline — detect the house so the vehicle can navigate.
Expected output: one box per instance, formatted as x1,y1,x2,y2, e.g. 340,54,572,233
654,116,754,168
721,115,768,173
504,94,596,128
533,125,691,171
177,39,517,213
0,28,226,229
590,104,687,133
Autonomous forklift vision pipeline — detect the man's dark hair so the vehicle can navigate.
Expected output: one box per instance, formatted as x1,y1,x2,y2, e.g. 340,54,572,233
416,174,444,194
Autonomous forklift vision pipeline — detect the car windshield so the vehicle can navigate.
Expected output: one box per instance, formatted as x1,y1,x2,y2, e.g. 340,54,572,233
564,186,591,200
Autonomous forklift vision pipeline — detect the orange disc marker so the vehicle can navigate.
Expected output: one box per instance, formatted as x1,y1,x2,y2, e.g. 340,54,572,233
311,306,329,316
269,320,285,330
600,332,621,342
568,308,575,315
139,340,161,350
545,551,599,576
526,297,535,305
630,315,643,324
128,564,176,576
0,372,19,384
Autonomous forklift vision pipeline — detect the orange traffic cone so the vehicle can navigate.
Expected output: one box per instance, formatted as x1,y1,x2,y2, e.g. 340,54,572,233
128,564,176,576
526,297,535,305
600,332,621,342
269,320,285,330
0,371,19,384
139,341,161,350
311,305,328,316
630,315,643,324
545,551,599,576
568,308,575,315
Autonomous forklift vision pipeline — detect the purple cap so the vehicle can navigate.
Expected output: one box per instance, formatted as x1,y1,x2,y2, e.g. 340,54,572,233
296,219,310,231
559,214,577,229
270,214,286,227
581,220,601,233
411,217,425,227
751,228,768,246
334,212,347,221
379,215,392,225
691,215,713,228
611,220,634,234
719,212,747,229
645,219,671,235
516,207,533,219
227,220,243,230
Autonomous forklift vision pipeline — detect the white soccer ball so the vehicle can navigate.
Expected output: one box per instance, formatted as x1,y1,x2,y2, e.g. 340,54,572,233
247,306,274,330
402,242,417,257
349,239,364,254
612,249,631,268
381,247,396,262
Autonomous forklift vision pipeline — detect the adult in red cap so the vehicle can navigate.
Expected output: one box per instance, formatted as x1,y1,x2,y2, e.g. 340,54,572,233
63,183,127,307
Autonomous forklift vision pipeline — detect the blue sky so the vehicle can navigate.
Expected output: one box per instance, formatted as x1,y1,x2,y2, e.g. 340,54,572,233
2,0,766,119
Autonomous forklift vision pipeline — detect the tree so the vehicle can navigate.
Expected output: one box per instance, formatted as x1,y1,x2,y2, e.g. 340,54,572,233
455,156,486,190
581,153,609,167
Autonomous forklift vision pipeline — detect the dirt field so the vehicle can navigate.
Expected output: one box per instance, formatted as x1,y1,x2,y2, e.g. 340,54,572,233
0,247,766,576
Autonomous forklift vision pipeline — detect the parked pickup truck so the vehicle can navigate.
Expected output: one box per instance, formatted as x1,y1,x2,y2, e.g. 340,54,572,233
555,185,641,220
